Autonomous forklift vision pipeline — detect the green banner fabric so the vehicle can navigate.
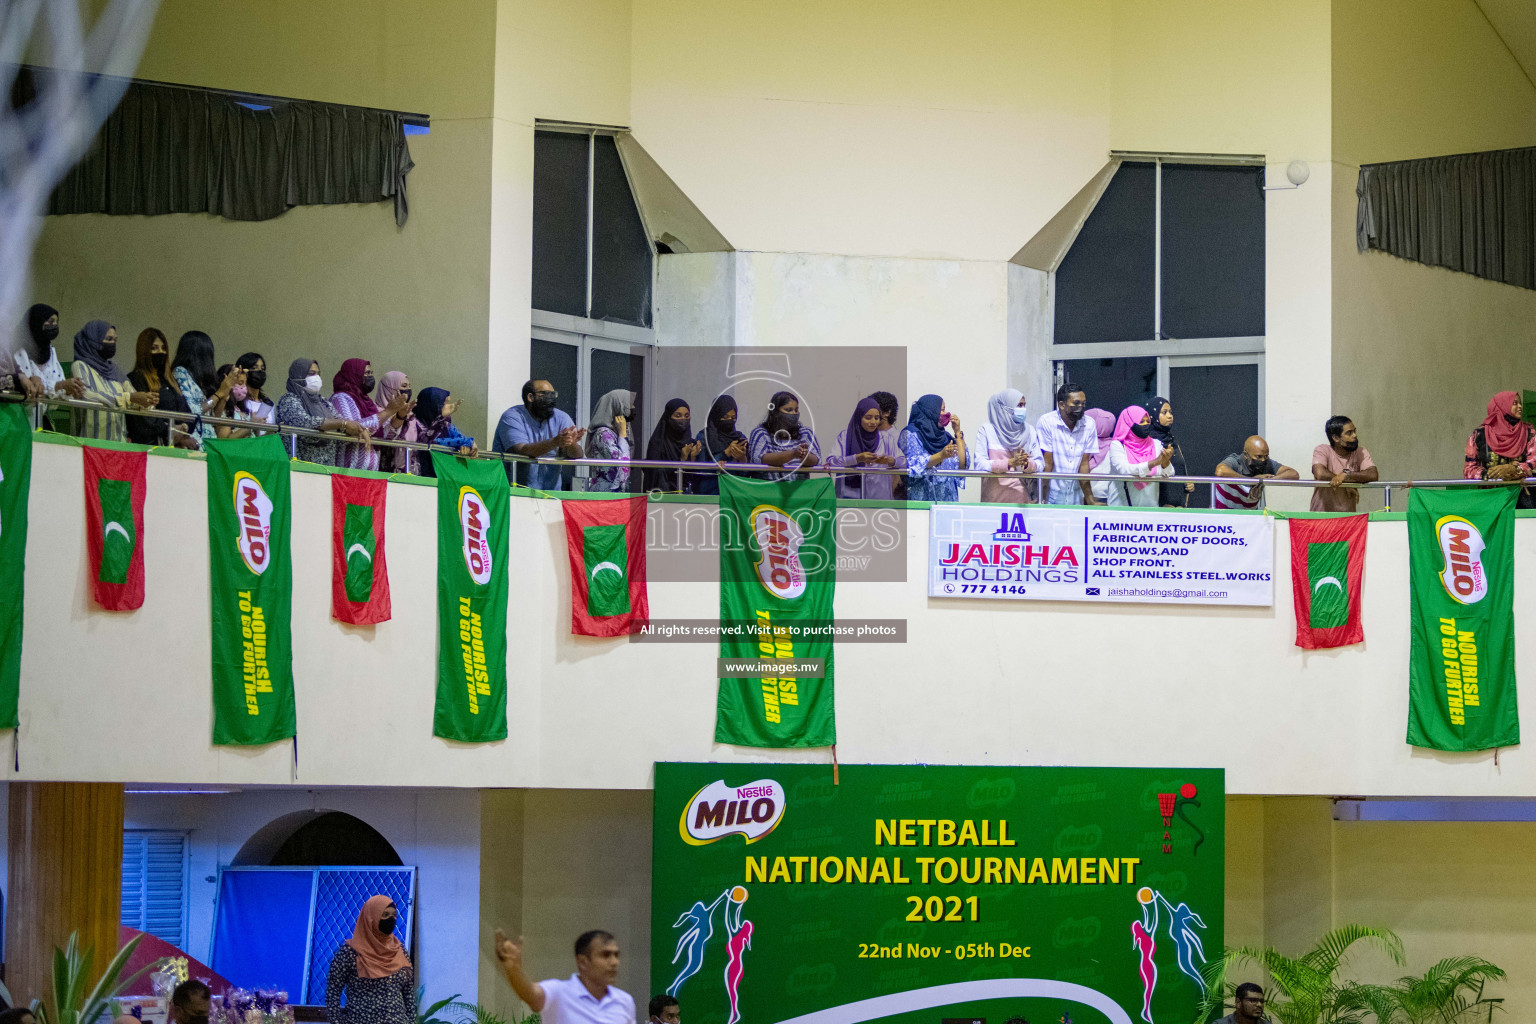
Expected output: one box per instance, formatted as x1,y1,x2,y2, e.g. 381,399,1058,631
584,523,630,617
0,405,32,729
652,762,1224,1024
716,475,837,749
343,503,375,602
432,453,508,742
1408,488,1519,751
205,434,296,746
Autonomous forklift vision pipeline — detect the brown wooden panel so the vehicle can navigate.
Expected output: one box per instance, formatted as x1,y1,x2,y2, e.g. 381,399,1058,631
6,783,124,1003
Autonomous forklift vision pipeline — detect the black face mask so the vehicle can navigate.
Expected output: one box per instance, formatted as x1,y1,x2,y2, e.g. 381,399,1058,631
361,375,376,394
1246,459,1269,475
39,324,59,344
151,352,168,371
779,413,800,432
100,342,117,360
378,916,397,936
246,369,267,391
529,394,557,419
666,417,691,438
182,1014,209,1024
1130,422,1152,439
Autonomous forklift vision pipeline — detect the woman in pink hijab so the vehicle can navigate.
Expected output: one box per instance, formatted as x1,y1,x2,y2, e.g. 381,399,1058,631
375,370,420,474
1091,405,1174,505
1465,390,1536,507
326,895,415,1024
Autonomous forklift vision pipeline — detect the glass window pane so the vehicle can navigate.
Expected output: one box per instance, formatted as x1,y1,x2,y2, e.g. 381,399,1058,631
1054,161,1156,344
1168,362,1259,508
1161,164,1265,339
589,346,648,492
532,131,590,317
590,135,653,327
529,337,580,489
1056,356,1158,422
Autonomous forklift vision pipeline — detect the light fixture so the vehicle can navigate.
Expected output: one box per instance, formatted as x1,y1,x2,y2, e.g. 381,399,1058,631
1264,160,1310,191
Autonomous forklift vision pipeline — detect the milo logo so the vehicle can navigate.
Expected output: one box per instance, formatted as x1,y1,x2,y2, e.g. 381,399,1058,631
1143,869,1189,896
232,471,273,575
680,778,786,845
876,917,925,944
792,774,838,807
784,963,837,995
751,504,808,599
1436,515,1488,604
1053,916,1101,947
966,777,1016,809
459,487,493,585
1053,823,1103,856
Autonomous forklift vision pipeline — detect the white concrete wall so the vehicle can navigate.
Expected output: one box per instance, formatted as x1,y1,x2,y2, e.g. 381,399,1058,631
123,788,481,1007
10,436,1536,798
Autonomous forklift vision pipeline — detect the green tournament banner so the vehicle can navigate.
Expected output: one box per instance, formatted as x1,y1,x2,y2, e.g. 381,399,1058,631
717,475,836,748
0,404,32,729
432,453,509,742
205,435,296,746
1407,488,1519,751
652,763,1223,1024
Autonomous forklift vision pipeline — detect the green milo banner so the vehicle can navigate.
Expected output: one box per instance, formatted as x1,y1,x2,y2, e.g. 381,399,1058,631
717,474,836,748
1407,487,1519,751
432,453,509,742
652,763,1223,1024
206,435,296,746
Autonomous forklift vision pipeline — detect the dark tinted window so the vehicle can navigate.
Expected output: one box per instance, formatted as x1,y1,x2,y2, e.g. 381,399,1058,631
532,131,590,317
1054,162,1156,344
590,135,653,327
1161,165,1265,339
1169,361,1259,508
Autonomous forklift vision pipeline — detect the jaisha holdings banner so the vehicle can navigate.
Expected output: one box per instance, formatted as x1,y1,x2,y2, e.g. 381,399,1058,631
432,453,508,742
82,445,147,611
0,404,32,729
928,504,1273,606
1408,488,1519,751
717,474,836,749
206,435,296,746
652,763,1224,1024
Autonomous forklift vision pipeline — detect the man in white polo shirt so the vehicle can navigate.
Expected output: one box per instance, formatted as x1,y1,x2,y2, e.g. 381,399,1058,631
495,928,636,1024
1036,382,1102,505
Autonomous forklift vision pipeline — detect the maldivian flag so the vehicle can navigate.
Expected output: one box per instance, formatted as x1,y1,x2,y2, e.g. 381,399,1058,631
82,446,147,611
432,452,509,742
563,497,649,636
1408,487,1519,751
1288,514,1367,649
717,473,836,748
0,404,31,729
331,474,391,624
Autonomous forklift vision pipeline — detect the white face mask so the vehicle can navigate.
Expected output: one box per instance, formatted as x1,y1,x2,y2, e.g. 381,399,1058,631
304,374,322,395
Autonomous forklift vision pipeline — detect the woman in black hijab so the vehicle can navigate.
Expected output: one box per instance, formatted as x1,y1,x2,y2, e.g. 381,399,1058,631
644,398,701,492
1146,397,1192,507
692,395,749,496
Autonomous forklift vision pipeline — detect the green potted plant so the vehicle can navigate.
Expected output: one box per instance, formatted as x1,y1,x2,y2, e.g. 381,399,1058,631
1195,924,1404,1024
29,931,165,1024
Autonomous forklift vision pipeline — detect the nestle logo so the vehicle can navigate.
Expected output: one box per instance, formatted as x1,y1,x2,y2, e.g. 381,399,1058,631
736,785,774,799
1085,587,1101,596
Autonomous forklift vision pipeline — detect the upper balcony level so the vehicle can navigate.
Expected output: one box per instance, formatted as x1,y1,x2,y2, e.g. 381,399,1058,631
6,421,1532,797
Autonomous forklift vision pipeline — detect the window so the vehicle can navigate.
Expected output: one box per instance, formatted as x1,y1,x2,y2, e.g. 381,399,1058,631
121,830,189,947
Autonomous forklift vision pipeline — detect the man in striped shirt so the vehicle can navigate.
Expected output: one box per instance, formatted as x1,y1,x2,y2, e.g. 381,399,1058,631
1212,435,1297,509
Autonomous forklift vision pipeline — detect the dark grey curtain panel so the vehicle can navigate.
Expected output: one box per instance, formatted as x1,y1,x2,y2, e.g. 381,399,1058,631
1357,147,1536,290
41,72,415,226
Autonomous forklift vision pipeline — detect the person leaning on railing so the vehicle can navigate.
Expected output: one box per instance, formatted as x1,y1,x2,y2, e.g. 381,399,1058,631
976,389,1040,504
691,394,749,496
900,393,981,503
275,357,367,466
127,328,197,449
1311,415,1377,513
71,319,158,441
584,389,635,492
1465,390,1536,509
14,303,84,428
644,398,701,492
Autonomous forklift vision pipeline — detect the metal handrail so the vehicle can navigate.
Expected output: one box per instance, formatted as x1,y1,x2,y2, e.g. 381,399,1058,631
5,393,1524,508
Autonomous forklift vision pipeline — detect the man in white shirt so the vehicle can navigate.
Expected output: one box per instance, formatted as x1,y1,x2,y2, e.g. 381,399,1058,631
495,928,636,1024
1035,383,1102,505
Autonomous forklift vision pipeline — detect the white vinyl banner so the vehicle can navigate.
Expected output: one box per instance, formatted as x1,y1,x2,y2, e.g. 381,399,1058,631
928,504,1274,606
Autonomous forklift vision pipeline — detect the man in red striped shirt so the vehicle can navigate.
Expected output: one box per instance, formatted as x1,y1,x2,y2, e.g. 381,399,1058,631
1212,435,1298,509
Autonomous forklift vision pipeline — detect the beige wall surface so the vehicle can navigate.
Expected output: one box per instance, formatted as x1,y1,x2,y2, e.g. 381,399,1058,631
1330,0,1536,481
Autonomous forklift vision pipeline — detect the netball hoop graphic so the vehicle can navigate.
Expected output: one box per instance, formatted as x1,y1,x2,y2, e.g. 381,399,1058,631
709,352,818,478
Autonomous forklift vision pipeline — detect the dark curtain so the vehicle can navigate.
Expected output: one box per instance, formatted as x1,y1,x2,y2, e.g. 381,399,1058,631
32,69,414,226
1357,147,1536,290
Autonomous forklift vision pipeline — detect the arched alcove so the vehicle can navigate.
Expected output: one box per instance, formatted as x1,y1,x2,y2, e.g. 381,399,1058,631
232,810,402,866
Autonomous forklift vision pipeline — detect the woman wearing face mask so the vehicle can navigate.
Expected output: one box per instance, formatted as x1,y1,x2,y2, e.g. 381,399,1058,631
748,390,822,483
976,388,1041,504
275,358,365,466
1146,397,1193,508
585,389,636,492
1096,404,1175,507
126,329,196,448
71,320,159,441
375,371,418,474
1084,408,1120,503
693,395,750,496
331,358,409,472
411,387,477,479
232,352,277,427
900,393,981,502
824,396,901,499
170,331,239,449
325,895,416,1024
15,303,85,427
644,399,702,492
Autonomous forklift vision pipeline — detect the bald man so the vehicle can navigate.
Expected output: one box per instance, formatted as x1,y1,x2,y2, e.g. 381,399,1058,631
1213,435,1297,509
